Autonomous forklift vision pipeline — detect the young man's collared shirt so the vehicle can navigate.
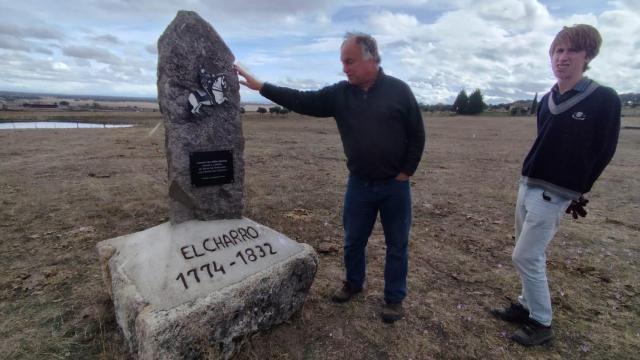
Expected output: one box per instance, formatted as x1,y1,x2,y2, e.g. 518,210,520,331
551,77,592,104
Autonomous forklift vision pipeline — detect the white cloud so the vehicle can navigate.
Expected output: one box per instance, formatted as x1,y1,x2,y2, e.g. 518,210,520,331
52,62,70,71
369,11,422,37
472,0,553,32
0,22,65,40
62,46,122,65
0,36,31,52
0,0,637,101
285,37,343,55
145,44,158,54
89,34,122,45
241,53,293,67
276,77,332,91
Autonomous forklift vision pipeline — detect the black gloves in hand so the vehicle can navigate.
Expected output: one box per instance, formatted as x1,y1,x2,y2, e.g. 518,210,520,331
566,196,589,219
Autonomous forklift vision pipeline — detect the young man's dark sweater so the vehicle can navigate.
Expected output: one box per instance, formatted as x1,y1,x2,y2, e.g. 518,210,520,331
260,69,425,180
521,78,621,199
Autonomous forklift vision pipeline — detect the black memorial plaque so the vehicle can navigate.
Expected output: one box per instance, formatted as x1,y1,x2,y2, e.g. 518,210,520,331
190,150,234,187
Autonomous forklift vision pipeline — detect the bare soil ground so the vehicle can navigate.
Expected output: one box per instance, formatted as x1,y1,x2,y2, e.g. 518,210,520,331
1,111,638,359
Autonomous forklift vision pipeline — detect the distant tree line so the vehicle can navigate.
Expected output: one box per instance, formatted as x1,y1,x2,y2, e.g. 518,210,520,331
418,89,487,115
269,106,290,115
452,89,487,115
246,90,639,118
254,106,291,116
418,89,544,116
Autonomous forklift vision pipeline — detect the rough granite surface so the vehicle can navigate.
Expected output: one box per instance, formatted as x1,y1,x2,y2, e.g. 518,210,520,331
157,10,244,223
97,219,318,359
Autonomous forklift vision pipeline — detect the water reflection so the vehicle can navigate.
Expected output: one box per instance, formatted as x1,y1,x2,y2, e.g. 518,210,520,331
0,122,134,130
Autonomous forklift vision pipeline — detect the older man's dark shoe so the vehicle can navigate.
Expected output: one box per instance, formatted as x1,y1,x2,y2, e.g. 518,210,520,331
490,302,530,323
331,282,362,303
511,318,553,346
381,302,404,323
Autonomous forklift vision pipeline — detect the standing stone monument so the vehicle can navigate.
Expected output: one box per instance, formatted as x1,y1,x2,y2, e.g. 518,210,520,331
96,11,318,360
157,10,243,224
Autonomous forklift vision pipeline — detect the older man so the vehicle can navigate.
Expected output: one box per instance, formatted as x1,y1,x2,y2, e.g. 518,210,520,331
491,24,621,346
236,32,425,323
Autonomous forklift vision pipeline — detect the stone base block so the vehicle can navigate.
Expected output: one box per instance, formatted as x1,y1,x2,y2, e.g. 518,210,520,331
97,218,318,359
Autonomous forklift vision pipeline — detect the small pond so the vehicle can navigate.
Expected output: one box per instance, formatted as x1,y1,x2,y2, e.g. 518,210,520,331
0,122,134,130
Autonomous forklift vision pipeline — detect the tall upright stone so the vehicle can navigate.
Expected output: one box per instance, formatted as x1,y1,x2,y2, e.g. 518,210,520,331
158,10,243,223
96,11,318,360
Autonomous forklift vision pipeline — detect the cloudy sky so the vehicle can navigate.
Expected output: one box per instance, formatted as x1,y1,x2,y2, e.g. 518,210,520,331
0,0,638,104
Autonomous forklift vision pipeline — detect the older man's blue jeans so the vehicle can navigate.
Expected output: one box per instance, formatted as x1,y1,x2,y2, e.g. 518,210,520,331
343,174,412,304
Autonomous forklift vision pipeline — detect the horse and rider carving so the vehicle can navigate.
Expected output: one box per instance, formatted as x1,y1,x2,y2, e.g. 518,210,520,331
188,68,228,115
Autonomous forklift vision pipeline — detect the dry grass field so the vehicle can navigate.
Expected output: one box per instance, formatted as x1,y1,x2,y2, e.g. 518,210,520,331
1,110,638,359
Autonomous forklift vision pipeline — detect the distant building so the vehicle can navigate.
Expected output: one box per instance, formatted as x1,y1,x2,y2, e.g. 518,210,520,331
22,103,59,109
510,100,531,110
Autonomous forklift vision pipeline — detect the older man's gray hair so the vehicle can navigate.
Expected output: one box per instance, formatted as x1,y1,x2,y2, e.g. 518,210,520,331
343,32,381,64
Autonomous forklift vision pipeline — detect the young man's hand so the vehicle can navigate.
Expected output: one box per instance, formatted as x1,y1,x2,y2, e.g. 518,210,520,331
566,196,589,219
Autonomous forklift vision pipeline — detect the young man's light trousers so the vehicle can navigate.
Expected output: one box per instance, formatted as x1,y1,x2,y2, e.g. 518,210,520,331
513,183,571,326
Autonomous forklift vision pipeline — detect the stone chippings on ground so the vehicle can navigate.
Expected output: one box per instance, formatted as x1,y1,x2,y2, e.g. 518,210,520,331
0,111,639,359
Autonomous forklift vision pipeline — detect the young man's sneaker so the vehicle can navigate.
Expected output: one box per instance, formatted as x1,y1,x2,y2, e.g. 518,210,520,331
511,318,553,346
489,302,530,323
331,282,362,303
381,302,404,323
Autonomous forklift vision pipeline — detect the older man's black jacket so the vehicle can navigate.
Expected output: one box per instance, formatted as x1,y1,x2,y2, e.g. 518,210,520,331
260,69,425,180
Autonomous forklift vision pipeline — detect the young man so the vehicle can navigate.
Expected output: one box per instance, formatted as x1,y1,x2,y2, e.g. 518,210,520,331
235,32,425,323
491,24,620,346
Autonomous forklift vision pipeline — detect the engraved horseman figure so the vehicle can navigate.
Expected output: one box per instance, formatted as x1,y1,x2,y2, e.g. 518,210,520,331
188,68,228,115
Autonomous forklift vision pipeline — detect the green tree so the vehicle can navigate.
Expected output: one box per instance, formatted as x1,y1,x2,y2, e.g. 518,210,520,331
453,90,468,114
269,106,282,115
257,107,267,117
466,88,486,115
279,107,291,115
529,92,538,115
